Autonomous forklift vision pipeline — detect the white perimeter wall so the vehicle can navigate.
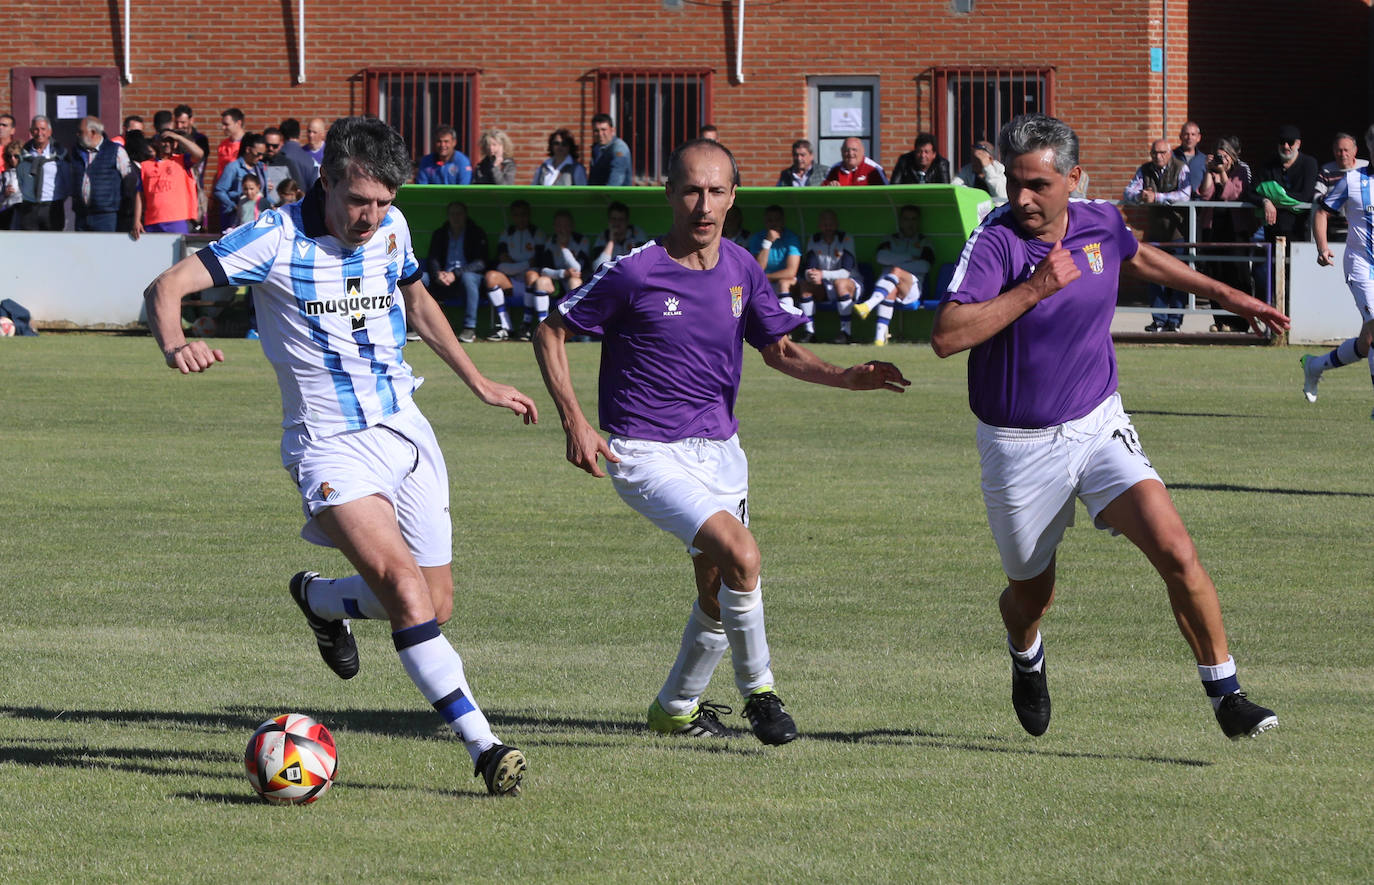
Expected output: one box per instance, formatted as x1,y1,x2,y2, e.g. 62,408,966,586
0,231,184,328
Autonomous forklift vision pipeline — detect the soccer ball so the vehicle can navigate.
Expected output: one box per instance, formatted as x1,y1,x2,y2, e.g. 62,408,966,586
0,316,14,337
190,315,217,337
244,714,338,805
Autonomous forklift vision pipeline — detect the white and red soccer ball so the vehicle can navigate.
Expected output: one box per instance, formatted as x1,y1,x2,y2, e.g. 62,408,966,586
244,713,337,805
0,316,15,337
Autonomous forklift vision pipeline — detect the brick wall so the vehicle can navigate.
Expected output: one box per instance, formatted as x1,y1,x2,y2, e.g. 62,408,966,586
5,1,1368,195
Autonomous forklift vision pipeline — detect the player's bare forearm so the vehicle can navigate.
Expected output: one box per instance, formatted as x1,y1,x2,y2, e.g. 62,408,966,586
533,315,615,475
930,286,1040,357
403,280,537,423
1122,242,1290,330
760,336,910,392
143,254,224,373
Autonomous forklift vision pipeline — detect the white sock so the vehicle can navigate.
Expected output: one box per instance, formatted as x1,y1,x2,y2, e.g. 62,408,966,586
1008,632,1044,673
533,292,550,322
306,574,388,620
838,297,853,334
657,602,729,715
1198,655,1239,709
393,620,498,763
859,291,884,313
779,294,795,310
487,288,510,330
718,580,774,697
800,298,815,332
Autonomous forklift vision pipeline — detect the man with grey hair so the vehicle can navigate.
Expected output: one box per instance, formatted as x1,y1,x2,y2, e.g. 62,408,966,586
932,113,1288,742
142,116,537,796
1124,137,1192,331
68,115,134,232
15,115,68,230
776,139,825,186
1313,131,1369,243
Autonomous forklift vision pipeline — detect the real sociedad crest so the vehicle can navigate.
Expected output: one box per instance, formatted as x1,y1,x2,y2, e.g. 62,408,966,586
730,285,743,317
1083,242,1104,275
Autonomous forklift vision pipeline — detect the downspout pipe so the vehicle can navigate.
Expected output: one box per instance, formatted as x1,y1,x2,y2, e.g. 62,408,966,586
735,0,745,83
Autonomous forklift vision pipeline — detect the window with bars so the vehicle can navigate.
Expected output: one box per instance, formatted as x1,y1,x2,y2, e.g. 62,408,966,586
363,69,480,165
931,66,1054,173
595,69,713,183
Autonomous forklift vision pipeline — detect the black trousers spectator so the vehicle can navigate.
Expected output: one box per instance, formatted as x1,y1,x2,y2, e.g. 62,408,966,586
17,200,65,231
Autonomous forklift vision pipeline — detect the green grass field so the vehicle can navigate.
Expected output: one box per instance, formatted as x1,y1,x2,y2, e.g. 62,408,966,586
0,335,1370,883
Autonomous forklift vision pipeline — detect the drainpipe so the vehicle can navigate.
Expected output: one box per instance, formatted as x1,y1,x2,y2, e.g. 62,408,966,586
298,0,306,83
735,0,745,83
1160,0,1168,136
124,0,132,83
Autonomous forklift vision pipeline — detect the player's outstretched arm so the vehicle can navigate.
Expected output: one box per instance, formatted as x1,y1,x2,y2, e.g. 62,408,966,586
533,313,620,477
930,239,1079,357
1122,241,1291,334
760,336,910,392
143,255,226,373
401,280,537,424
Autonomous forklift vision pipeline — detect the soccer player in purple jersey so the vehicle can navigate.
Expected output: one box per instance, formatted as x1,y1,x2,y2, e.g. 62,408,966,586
534,138,908,744
931,114,1290,741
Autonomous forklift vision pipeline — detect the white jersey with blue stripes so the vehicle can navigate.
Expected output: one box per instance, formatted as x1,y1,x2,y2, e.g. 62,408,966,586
200,192,424,437
1323,167,1374,280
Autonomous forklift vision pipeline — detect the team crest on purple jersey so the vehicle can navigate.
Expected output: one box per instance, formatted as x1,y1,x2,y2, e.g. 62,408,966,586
1083,242,1104,274
730,285,743,317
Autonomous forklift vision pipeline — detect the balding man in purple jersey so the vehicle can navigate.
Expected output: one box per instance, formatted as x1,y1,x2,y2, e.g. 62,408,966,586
535,138,908,744
932,114,1289,742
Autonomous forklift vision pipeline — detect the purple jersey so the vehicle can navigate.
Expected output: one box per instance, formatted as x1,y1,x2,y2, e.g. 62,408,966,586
942,200,1139,428
559,239,806,442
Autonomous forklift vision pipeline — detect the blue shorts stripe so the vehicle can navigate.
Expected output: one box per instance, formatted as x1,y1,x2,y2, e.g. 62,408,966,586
392,618,441,651
433,687,477,723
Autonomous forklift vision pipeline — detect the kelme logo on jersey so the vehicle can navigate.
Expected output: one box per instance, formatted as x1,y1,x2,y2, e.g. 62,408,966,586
303,277,396,331
663,296,682,317
1083,242,1104,274
730,285,743,317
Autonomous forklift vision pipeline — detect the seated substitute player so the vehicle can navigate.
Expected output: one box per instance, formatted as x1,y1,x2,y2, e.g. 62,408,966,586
528,208,591,320
533,138,909,744
482,199,546,341
1301,124,1374,413
744,203,802,303
796,208,862,344
591,200,648,271
854,204,938,346
722,205,749,247
930,113,1288,741
142,116,537,794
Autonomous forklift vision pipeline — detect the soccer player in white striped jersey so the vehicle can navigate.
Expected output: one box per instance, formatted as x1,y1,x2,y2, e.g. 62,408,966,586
853,204,938,345
142,116,537,796
1302,124,1374,413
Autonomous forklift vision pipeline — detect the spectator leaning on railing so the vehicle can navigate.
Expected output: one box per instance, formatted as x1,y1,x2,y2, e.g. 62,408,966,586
1124,138,1192,332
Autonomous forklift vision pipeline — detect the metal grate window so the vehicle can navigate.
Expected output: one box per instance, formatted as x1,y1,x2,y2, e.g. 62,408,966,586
364,69,480,165
596,69,713,184
931,67,1054,172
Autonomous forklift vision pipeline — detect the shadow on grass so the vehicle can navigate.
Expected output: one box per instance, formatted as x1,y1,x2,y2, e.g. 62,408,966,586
0,742,488,799
0,704,1209,767
1171,482,1374,498
803,726,1210,767
1130,410,1259,419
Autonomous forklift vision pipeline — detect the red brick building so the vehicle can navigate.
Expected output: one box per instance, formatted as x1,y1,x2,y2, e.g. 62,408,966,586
7,1,1371,193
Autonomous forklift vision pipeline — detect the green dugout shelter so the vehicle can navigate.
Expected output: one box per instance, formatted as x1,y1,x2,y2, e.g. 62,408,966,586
394,185,992,340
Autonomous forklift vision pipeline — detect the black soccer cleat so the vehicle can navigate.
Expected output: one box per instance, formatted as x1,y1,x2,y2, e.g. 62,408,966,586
475,744,527,796
1214,691,1278,740
647,699,735,737
289,570,360,680
1011,663,1051,736
742,690,798,745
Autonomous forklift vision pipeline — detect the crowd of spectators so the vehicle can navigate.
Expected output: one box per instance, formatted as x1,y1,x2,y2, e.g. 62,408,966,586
2,103,1365,339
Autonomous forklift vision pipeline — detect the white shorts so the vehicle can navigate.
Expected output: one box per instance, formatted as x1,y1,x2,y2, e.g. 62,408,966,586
282,404,453,567
607,435,749,555
977,392,1162,581
1343,258,1374,321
